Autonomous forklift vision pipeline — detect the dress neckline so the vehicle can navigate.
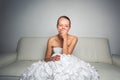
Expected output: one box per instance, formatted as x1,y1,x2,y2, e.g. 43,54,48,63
53,47,62,49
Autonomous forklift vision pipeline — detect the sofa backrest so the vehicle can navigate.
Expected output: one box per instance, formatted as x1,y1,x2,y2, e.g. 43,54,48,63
73,37,112,64
17,37,112,64
17,37,48,61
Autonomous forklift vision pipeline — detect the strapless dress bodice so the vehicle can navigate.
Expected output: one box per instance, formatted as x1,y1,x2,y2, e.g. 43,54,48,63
53,47,62,54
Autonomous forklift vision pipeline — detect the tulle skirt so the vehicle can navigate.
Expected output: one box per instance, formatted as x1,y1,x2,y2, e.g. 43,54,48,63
19,54,99,80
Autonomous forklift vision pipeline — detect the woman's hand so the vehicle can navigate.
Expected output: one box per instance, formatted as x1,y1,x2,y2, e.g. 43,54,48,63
60,29,68,40
51,55,60,61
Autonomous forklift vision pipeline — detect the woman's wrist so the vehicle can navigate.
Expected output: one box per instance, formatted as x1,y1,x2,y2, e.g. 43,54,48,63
45,57,53,62
63,38,67,41
49,57,53,61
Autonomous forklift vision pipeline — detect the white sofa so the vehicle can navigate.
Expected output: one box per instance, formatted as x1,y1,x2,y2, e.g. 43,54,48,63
0,37,120,80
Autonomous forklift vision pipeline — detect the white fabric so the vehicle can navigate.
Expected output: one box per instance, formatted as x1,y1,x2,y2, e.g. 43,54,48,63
73,37,112,64
19,47,99,80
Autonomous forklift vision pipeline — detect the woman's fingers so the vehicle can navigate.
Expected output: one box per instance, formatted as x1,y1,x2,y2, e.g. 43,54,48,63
52,55,60,61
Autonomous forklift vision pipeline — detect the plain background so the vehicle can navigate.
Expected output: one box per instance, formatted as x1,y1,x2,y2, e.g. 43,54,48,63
0,0,120,55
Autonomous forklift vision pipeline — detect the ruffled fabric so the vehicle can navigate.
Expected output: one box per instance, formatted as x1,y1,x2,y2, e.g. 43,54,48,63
20,48,99,80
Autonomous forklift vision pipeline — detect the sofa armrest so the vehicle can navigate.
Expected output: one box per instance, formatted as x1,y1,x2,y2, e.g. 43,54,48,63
0,52,17,68
112,54,120,67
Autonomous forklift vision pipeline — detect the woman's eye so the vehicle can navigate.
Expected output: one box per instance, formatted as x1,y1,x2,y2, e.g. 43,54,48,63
65,25,69,27
58,24,69,28
58,24,62,26
60,25,62,26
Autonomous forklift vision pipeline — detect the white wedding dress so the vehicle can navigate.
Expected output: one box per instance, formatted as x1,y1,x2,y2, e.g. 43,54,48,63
20,47,99,80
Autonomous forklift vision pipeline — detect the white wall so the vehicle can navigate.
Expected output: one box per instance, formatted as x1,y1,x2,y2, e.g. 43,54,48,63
0,0,120,55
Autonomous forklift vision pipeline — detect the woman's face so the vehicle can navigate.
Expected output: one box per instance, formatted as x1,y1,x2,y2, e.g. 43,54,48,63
57,18,70,34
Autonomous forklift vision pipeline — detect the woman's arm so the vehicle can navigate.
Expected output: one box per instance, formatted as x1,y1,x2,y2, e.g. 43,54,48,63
62,35,78,55
44,38,53,62
44,37,61,62
67,36,78,54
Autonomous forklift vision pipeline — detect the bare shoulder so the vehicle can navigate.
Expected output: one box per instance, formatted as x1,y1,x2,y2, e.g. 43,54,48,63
69,34,78,41
48,35,58,43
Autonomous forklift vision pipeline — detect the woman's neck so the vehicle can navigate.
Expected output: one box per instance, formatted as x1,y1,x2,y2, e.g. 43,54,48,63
57,34,63,40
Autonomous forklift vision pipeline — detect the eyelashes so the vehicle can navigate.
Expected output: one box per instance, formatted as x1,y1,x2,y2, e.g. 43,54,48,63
58,24,69,28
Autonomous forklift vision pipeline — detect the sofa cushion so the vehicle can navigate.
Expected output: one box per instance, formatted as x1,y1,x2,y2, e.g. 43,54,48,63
0,61,36,77
0,76,19,80
73,37,112,64
90,62,120,80
0,53,17,68
17,37,48,60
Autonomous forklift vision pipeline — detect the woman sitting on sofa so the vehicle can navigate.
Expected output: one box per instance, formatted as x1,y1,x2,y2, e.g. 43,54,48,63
20,16,99,80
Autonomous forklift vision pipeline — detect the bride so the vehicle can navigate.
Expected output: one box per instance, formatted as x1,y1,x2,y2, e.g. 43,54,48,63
20,16,99,80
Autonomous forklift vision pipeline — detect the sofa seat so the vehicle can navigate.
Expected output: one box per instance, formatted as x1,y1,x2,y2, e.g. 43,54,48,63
1,60,120,80
0,61,36,77
90,62,120,80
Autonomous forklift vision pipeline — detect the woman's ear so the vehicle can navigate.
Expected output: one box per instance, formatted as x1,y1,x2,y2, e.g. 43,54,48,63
56,25,59,31
56,25,58,29
69,26,71,30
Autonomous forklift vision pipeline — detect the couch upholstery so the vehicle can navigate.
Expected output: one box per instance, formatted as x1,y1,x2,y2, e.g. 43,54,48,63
0,37,120,80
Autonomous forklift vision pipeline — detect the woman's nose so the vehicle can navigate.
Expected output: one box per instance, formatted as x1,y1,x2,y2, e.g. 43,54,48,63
62,26,65,29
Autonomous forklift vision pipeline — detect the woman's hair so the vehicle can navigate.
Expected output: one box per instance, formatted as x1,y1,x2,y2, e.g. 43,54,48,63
57,16,71,27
